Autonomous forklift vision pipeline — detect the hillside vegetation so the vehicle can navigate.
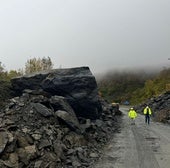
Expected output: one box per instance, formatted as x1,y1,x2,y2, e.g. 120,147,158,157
97,68,170,105
0,57,53,108
0,56,170,108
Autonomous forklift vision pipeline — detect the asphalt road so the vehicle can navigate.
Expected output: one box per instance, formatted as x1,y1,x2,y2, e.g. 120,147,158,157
93,106,170,168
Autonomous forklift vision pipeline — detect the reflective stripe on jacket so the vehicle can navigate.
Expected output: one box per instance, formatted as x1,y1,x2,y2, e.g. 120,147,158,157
128,110,137,119
143,107,152,115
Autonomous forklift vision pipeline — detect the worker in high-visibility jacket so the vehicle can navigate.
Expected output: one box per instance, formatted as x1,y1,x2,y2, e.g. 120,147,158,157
128,107,137,125
143,106,152,125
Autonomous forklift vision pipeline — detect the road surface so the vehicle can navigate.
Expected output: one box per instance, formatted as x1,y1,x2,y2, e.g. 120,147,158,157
93,106,170,168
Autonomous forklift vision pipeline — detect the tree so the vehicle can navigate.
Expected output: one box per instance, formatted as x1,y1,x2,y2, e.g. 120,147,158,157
0,61,11,107
0,62,7,80
25,56,53,74
7,70,22,79
0,61,4,73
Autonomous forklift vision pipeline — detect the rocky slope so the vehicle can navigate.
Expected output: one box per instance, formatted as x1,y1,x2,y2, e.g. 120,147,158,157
135,91,170,123
0,67,121,168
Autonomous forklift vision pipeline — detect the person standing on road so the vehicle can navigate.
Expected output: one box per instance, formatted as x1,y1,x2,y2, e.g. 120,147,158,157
128,107,137,125
143,106,152,125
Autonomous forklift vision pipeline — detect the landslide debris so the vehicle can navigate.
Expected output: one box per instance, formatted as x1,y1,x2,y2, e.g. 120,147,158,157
0,67,121,168
135,91,170,124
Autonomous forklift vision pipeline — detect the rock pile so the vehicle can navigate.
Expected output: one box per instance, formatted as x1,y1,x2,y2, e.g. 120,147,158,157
0,67,121,168
135,91,170,123
11,67,102,120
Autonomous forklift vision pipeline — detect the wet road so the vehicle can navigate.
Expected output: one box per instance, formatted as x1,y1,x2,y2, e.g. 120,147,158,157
93,106,170,168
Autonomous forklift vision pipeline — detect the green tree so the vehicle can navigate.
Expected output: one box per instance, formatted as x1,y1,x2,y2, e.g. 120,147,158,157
0,61,7,80
0,62,11,107
0,61,4,73
144,79,155,98
7,70,22,79
25,56,53,74
97,71,147,103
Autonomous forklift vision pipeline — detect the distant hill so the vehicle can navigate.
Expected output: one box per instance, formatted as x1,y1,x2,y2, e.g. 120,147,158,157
97,68,170,105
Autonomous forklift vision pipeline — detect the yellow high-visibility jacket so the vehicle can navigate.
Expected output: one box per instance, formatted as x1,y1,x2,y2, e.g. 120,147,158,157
128,109,137,119
143,107,152,115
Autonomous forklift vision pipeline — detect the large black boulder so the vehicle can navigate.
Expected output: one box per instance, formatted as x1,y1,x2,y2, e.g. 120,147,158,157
11,67,102,119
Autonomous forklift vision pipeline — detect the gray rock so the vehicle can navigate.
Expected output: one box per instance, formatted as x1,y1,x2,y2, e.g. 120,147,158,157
50,96,77,117
0,131,8,154
38,139,52,149
89,152,99,158
34,160,43,168
55,110,80,132
136,91,170,123
0,68,121,167
11,67,102,119
31,103,53,117
53,141,65,161
63,132,87,148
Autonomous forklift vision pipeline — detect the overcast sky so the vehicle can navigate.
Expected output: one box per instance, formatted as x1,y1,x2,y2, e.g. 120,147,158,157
0,0,170,74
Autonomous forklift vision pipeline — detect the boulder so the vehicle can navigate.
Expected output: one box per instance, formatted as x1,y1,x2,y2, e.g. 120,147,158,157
0,88,120,167
11,67,102,119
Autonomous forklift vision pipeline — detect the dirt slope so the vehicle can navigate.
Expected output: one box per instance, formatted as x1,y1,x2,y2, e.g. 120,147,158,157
93,106,170,168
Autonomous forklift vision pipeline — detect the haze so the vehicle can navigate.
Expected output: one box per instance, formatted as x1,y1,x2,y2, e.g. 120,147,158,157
0,0,170,74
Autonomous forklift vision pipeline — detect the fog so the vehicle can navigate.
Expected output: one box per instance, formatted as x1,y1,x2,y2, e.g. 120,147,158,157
0,0,170,75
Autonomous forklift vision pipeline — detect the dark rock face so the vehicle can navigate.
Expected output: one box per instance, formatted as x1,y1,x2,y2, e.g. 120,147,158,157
3,66,121,167
11,67,102,119
0,87,120,167
135,91,170,123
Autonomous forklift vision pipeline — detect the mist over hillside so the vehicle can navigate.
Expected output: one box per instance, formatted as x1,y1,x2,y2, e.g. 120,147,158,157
96,67,170,105
95,66,166,81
